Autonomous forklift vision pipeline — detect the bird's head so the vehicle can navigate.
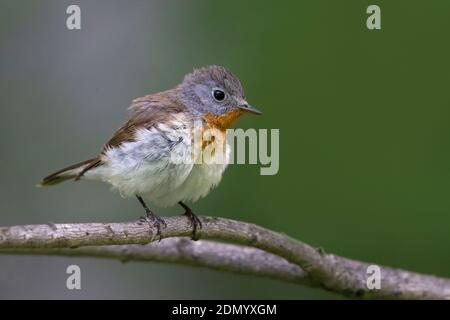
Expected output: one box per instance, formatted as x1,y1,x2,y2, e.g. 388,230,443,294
177,65,261,128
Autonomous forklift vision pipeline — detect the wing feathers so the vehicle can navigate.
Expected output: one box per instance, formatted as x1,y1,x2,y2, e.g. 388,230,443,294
102,90,188,152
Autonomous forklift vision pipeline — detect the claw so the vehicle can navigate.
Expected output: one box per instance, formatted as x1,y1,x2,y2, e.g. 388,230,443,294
178,201,202,240
136,195,166,241
141,212,166,241
184,208,202,240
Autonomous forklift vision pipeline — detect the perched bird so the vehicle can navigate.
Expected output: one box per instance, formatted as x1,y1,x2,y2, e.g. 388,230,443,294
40,65,261,239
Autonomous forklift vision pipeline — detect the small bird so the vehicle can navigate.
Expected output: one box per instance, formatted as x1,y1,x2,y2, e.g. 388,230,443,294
40,65,261,239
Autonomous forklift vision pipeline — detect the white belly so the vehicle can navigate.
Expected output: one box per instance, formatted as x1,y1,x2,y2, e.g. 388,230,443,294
88,122,230,207
160,161,229,206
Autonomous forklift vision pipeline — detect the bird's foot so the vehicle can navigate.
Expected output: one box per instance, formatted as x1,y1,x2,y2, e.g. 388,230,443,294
140,211,167,241
183,208,202,241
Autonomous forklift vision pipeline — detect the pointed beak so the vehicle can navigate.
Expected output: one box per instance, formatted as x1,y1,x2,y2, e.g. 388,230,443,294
238,103,262,115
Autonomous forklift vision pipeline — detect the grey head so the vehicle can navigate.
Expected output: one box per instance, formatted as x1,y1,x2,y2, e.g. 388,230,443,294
176,65,261,116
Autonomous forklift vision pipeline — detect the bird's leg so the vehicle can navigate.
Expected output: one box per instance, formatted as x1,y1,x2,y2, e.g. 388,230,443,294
178,201,202,240
136,195,166,240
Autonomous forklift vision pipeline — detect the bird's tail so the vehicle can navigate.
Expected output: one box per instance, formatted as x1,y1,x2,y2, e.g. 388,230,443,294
39,157,102,186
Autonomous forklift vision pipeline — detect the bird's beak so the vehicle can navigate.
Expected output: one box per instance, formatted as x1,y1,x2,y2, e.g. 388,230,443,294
238,103,262,115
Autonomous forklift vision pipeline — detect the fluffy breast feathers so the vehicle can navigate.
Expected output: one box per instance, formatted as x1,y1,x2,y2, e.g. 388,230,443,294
84,94,235,207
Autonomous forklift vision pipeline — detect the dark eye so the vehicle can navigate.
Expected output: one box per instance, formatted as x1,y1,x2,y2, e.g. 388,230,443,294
212,89,225,101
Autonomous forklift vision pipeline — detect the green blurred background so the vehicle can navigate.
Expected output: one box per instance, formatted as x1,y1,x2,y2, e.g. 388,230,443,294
1,0,450,299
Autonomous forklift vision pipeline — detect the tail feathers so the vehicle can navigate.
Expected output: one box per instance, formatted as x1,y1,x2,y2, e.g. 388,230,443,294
39,158,102,186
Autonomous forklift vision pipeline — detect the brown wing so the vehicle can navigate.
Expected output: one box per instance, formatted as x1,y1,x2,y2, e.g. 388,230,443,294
54,91,188,181
102,90,188,152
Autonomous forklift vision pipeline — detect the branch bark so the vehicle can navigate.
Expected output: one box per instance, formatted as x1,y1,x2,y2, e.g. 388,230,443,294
0,216,449,299
0,238,314,287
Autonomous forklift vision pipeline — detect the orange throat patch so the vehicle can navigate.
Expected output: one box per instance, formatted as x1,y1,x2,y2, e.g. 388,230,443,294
203,109,244,131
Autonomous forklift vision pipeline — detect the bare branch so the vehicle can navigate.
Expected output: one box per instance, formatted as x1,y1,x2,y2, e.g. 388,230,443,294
0,238,314,287
0,216,449,299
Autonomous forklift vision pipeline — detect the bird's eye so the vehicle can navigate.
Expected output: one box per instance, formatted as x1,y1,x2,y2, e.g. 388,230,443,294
212,89,226,101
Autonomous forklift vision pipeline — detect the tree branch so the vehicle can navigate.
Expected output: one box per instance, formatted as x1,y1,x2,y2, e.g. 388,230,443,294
0,216,449,299
0,238,314,287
